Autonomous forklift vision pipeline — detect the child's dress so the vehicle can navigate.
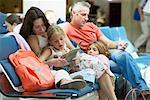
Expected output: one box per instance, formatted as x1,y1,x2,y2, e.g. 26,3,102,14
46,44,115,84
78,53,115,83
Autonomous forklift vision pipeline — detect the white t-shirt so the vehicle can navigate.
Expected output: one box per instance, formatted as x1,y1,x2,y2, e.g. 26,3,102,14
143,0,150,15
13,23,22,34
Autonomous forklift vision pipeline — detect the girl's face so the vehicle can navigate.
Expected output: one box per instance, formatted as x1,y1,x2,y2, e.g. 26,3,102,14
87,43,99,56
5,21,16,32
33,18,46,36
49,33,65,50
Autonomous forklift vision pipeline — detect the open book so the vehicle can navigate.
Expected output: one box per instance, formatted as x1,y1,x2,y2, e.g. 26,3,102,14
62,48,79,63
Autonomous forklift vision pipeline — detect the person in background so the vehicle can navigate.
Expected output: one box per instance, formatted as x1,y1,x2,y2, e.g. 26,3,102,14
45,10,64,25
134,0,150,53
86,0,100,24
19,6,87,90
59,1,149,95
96,8,106,26
5,14,22,32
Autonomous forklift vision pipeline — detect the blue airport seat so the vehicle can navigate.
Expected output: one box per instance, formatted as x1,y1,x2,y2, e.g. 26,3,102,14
99,26,150,70
99,26,114,40
109,26,138,54
0,34,99,99
109,26,128,41
0,12,8,34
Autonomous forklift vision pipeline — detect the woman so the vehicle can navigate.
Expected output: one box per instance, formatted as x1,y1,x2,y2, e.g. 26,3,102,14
19,7,87,89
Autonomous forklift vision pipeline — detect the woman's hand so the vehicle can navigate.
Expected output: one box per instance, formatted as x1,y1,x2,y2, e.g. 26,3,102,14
46,58,69,67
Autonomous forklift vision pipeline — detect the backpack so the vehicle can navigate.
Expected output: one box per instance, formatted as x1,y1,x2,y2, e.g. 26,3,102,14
115,76,132,100
9,49,55,92
115,76,146,100
133,8,140,21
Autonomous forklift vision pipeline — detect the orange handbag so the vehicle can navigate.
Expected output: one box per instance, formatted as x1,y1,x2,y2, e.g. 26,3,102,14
9,49,55,92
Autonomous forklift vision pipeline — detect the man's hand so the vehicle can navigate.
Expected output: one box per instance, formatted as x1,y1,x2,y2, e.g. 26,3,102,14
117,41,128,50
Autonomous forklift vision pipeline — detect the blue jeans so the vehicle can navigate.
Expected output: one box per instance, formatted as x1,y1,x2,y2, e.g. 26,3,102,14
110,49,149,91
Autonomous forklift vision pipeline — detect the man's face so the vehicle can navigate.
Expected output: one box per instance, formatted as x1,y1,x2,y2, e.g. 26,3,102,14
73,6,90,27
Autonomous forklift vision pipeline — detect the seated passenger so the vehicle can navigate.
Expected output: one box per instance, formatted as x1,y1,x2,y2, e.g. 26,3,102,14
19,6,86,89
5,14,22,33
39,25,117,100
45,10,64,25
59,1,149,95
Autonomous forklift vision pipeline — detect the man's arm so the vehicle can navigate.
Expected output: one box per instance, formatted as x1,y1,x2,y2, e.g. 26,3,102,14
39,48,51,62
98,35,117,49
98,35,128,50
59,22,75,49
65,34,75,49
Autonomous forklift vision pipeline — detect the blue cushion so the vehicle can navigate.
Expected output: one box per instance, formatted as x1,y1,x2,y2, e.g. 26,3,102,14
39,83,99,98
0,59,21,87
0,34,19,60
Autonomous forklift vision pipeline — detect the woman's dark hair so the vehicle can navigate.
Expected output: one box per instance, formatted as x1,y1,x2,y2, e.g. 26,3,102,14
5,14,21,25
20,7,50,39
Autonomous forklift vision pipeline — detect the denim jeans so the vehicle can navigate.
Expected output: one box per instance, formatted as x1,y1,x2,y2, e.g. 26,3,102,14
109,49,149,91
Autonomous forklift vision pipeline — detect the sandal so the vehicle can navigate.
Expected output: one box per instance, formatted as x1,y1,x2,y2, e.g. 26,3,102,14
60,79,87,89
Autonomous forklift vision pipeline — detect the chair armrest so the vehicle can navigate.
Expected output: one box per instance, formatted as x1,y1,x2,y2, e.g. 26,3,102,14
138,53,150,56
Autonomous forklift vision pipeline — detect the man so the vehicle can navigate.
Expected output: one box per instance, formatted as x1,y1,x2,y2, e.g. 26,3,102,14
59,1,149,93
134,0,150,53
86,0,100,24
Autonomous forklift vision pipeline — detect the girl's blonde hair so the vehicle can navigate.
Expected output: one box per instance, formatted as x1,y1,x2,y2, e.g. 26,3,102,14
87,41,110,58
47,25,65,40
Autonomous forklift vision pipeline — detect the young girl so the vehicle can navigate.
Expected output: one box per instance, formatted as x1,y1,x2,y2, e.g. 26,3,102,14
76,40,116,99
40,25,117,100
79,40,114,79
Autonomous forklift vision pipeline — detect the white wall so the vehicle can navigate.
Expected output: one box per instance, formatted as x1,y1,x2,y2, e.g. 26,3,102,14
23,0,66,21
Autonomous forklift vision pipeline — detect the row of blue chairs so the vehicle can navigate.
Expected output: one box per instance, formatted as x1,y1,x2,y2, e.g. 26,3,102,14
0,34,99,99
99,26,150,70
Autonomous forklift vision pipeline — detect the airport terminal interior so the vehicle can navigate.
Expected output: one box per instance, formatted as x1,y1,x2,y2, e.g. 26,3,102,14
0,0,150,100
0,0,147,52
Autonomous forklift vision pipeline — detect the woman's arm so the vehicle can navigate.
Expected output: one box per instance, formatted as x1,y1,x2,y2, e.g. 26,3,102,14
39,47,52,62
27,35,41,56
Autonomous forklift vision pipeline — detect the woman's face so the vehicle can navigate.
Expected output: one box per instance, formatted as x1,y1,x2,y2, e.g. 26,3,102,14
87,43,99,56
49,33,65,50
33,18,46,36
